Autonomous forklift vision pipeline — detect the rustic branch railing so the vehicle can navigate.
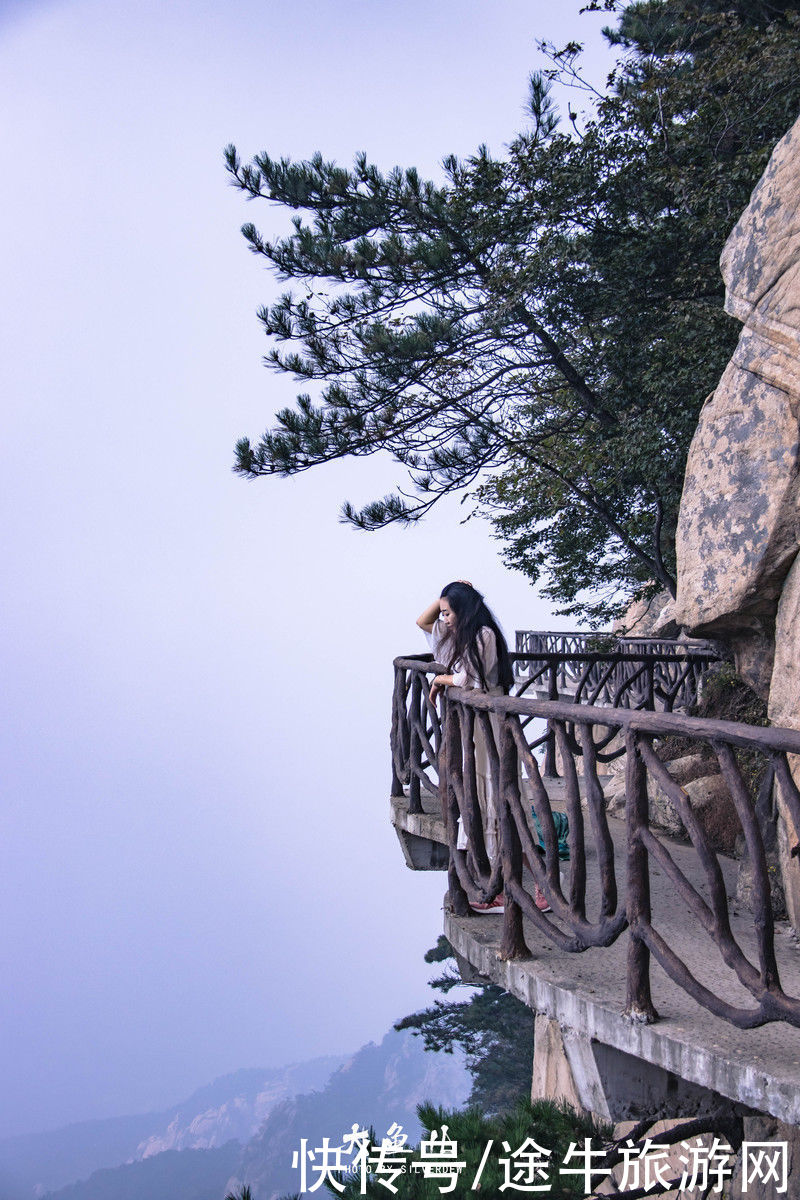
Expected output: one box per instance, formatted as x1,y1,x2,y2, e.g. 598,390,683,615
391,654,443,814
510,633,720,776
514,636,720,714
391,654,800,1031
516,630,717,658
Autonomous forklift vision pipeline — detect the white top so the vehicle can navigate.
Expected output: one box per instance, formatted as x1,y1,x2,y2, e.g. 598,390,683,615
426,616,500,690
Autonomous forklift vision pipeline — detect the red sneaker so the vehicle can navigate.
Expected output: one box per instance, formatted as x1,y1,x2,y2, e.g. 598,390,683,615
534,884,551,913
471,895,505,913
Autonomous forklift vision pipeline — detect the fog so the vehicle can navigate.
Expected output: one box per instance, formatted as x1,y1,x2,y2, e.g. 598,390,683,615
1,0,612,1137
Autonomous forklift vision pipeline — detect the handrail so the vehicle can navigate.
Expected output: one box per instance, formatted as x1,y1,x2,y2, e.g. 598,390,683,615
509,638,721,772
515,630,719,655
513,645,719,712
391,644,719,799
390,653,800,1031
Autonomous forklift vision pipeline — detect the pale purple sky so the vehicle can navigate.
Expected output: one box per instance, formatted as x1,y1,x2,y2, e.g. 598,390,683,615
1,0,613,1137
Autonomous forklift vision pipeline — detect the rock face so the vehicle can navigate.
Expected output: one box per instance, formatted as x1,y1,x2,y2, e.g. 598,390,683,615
0,1057,346,1199
727,1113,800,1199
671,115,800,698
135,1057,345,1158
611,588,676,637
767,551,800,928
670,114,800,926
229,1030,471,1200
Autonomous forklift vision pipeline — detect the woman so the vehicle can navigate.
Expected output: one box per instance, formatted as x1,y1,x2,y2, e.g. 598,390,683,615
417,581,555,915
416,581,513,907
416,579,513,701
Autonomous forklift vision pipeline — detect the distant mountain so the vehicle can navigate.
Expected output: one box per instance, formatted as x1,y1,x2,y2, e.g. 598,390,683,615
228,1030,471,1200
0,1034,470,1200
43,1143,241,1200
0,1056,344,1199
135,1060,345,1159
0,1115,160,1200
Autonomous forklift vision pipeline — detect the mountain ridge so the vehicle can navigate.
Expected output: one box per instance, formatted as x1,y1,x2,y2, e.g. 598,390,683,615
0,1055,345,1199
229,1029,470,1200
0,1034,470,1200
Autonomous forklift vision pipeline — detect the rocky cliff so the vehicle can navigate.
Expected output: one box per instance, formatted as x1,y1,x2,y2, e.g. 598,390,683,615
4,1036,469,1200
671,113,800,695
228,1029,471,1200
0,1057,343,1198
134,1058,345,1159
668,113,800,926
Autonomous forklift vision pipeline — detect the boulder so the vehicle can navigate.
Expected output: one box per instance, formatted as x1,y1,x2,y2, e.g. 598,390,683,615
684,773,742,856
602,769,626,817
611,588,676,637
769,551,800,731
728,623,775,701
603,755,740,854
665,753,717,787
727,1113,800,1199
671,114,800,686
766,552,800,927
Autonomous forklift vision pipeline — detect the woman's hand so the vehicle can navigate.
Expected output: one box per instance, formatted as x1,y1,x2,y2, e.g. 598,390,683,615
429,674,452,703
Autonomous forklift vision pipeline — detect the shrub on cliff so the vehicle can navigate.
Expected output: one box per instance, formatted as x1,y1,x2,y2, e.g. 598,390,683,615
394,937,533,1116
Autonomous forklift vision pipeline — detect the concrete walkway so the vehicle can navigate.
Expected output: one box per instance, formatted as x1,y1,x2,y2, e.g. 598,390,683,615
391,783,800,1124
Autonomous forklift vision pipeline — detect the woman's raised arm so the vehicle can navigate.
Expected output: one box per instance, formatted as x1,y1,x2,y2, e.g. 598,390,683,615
416,597,442,633
417,579,472,633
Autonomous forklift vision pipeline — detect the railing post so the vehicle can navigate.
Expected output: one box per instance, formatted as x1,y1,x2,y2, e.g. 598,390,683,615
543,661,559,777
408,672,423,815
624,729,659,1024
390,665,405,796
444,698,471,917
499,715,529,961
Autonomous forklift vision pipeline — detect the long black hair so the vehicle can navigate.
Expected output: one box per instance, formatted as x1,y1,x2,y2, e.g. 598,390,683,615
438,581,514,692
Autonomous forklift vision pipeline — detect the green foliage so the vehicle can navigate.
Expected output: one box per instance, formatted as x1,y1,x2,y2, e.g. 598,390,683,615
695,660,768,729
395,938,534,1115
657,660,771,800
227,1,800,621
697,661,770,800
607,0,799,49
482,1,800,619
325,1097,609,1199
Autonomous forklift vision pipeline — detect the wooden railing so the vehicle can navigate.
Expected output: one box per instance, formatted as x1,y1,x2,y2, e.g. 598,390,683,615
391,654,800,1031
391,640,719,802
514,633,719,713
515,630,718,657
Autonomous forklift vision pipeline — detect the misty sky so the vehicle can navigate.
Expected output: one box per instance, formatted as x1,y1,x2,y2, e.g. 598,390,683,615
1,0,614,1138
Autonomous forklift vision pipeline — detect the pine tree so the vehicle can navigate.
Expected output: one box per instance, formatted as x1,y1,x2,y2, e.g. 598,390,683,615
226,2,800,621
394,937,534,1115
